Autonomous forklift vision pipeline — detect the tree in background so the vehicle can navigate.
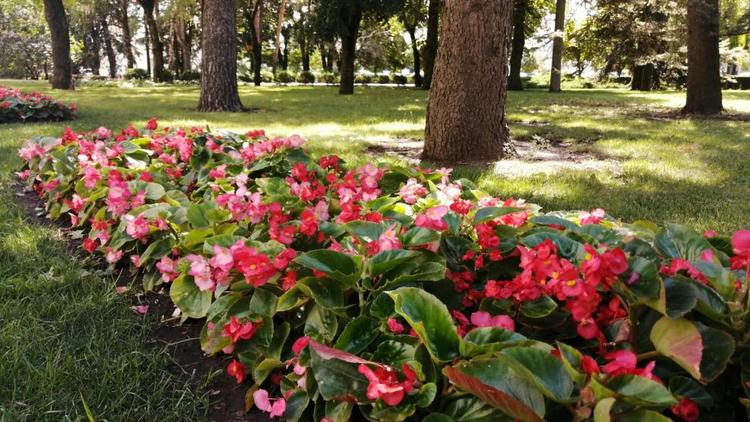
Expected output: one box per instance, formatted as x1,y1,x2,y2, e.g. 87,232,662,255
423,0,513,162
313,0,404,95
421,0,439,90
508,0,552,90
400,0,426,87
198,0,243,111
137,0,165,82
42,0,74,89
549,0,566,92
117,0,136,69
683,0,723,114
0,0,50,79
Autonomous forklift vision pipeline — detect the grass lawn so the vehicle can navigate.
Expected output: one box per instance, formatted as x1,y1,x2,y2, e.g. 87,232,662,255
1,79,749,420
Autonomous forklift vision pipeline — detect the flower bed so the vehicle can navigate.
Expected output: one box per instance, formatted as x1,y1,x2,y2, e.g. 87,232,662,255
1,86,76,123
18,120,750,421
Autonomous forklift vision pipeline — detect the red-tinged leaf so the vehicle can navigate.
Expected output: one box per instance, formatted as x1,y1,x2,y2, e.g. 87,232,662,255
309,341,370,403
444,360,545,422
309,340,372,365
650,317,703,379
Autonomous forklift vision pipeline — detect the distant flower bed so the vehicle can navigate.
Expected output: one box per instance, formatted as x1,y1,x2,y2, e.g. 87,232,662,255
17,120,750,421
0,86,76,123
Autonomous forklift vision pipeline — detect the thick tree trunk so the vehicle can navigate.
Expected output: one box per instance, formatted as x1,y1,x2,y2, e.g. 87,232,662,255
422,0,440,90
683,0,723,114
119,0,136,68
549,0,566,92
273,0,287,73
508,0,527,91
43,0,74,89
101,17,118,78
631,65,644,90
423,0,513,162
139,0,165,81
198,0,243,111
407,27,422,87
338,4,362,95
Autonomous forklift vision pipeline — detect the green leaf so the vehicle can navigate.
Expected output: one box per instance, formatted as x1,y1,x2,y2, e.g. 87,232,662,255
603,374,677,407
650,317,703,379
343,221,384,242
593,397,615,422
248,288,278,317
186,203,211,228
309,341,369,403
444,359,545,422
473,207,524,224
668,376,713,407
170,275,212,318
522,232,584,260
443,397,512,422
461,328,528,356
324,400,353,422
371,340,416,366
297,277,346,308
144,182,166,200
423,414,454,422
304,304,339,343
615,409,672,422
531,215,581,232
696,322,735,383
519,296,558,319
182,228,214,249
655,224,712,262
627,257,661,299
387,287,460,362
499,347,575,402
664,277,698,318
294,250,361,285
283,390,310,422
370,249,422,277
335,316,380,354
402,227,441,246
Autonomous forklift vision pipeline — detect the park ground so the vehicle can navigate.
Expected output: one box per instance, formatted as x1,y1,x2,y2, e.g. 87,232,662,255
1,80,749,420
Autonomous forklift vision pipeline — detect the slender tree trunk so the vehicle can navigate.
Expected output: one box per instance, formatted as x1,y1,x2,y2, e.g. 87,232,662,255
101,16,118,78
281,26,290,70
423,0,513,162
422,0,440,90
683,0,723,114
139,0,165,81
631,64,644,90
83,21,101,74
145,16,151,74
273,0,287,73
508,0,527,91
407,27,422,87
549,0,566,92
198,0,243,111
249,0,264,86
119,0,136,68
176,13,191,73
43,0,74,89
338,3,362,95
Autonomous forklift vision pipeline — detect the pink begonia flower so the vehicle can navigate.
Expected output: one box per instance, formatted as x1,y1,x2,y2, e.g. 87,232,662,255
156,256,178,282
208,164,227,179
130,305,149,315
377,226,403,252
253,389,286,418
105,247,123,264
399,179,428,204
124,214,149,240
415,206,449,231
580,208,606,225
470,311,515,332
209,245,234,272
732,229,750,256
186,254,215,291
82,166,101,189
95,126,112,139
387,318,405,334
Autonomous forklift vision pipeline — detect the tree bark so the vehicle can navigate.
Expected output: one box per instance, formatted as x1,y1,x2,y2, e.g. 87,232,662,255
119,0,136,68
101,16,118,78
683,0,723,114
248,0,264,86
422,0,440,90
198,0,243,111
43,0,74,89
423,0,512,163
138,0,165,81
338,3,363,95
407,27,422,87
273,0,287,73
508,0,527,91
549,0,566,92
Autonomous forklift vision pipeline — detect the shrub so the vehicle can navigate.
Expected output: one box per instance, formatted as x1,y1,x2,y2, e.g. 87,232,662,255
0,86,76,123
377,74,391,84
18,121,750,421
125,68,148,80
355,74,373,85
321,72,338,85
261,70,274,83
275,70,296,84
157,69,174,82
393,74,408,86
296,71,316,84
179,70,201,81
